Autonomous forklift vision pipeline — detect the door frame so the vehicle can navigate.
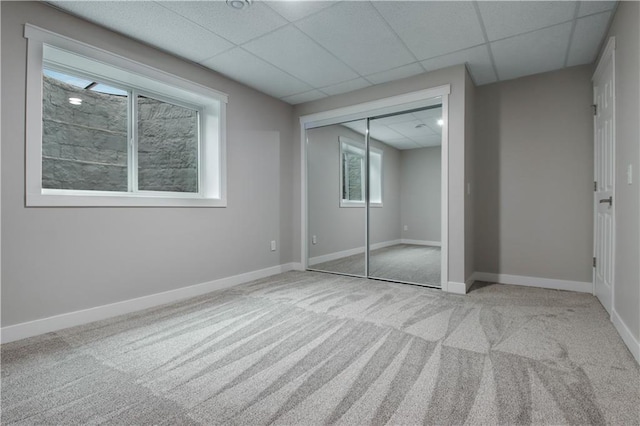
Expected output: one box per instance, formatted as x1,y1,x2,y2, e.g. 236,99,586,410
299,85,451,290
592,36,616,314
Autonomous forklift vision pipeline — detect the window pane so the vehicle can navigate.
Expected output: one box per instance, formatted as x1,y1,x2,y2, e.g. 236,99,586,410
137,95,198,193
42,69,128,191
344,152,363,201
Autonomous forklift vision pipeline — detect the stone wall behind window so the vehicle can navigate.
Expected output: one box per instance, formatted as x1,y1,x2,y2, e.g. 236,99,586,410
42,75,198,192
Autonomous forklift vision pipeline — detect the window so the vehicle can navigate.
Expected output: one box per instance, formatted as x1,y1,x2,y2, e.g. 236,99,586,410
339,137,382,207
25,24,227,206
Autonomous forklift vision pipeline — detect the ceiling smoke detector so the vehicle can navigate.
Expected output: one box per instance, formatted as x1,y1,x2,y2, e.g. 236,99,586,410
226,0,252,10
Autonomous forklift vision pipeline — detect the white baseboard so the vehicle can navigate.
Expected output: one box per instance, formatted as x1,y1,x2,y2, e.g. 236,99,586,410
0,262,300,344
447,281,468,294
290,262,305,271
309,239,401,266
472,272,591,293
612,309,640,365
401,239,441,247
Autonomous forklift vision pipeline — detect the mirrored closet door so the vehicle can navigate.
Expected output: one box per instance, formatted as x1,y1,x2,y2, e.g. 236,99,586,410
367,106,443,287
306,101,443,288
307,120,367,277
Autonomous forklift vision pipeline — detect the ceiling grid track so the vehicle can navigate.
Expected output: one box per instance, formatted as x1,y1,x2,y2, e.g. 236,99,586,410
563,2,582,67
472,1,500,83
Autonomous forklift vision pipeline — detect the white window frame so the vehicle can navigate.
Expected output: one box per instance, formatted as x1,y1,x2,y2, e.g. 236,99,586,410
25,24,228,207
339,136,383,208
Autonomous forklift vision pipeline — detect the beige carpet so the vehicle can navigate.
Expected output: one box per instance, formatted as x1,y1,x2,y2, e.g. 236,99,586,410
2,271,639,425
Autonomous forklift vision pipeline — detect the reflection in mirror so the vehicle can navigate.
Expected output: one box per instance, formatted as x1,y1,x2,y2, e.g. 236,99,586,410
367,106,442,286
307,121,366,277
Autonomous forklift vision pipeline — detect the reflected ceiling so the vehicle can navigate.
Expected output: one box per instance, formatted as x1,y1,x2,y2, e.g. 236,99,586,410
343,107,442,150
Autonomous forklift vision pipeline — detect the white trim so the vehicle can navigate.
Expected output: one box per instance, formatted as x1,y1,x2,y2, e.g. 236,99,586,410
309,240,401,266
440,95,449,292
447,281,468,295
27,192,227,207
301,86,450,129
612,309,640,365
24,24,228,102
24,23,227,207
472,272,591,293
593,37,616,83
289,262,305,271
401,239,441,247
0,263,300,344
300,85,450,289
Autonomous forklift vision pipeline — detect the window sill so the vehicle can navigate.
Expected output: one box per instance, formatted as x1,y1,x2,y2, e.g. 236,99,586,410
27,191,226,207
339,201,383,208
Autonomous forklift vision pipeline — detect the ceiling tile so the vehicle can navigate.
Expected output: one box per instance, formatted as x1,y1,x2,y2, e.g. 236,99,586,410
415,134,443,147
373,2,485,60
424,121,443,135
281,90,327,105
478,1,577,42
373,113,418,126
369,123,405,140
243,25,358,87
412,108,442,120
567,12,612,66
388,120,437,140
264,1,338,22
491,23,573,81
578,0,617,17
364,63,425,85
49,1,233,63
342,121,366,136
296,2,415,75
201,48,312,98
320,78,371,96
421,45,497,85
160,1,287,45
386,140,420,150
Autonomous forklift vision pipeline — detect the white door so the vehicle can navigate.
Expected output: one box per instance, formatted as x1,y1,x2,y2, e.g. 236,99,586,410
593,39,615,315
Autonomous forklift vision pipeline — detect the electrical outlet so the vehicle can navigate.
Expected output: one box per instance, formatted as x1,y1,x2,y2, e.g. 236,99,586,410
270,240,276,251
403,225,408,231
312,235,317,245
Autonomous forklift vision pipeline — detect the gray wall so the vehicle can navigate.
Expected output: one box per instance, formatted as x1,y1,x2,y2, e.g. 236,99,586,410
400,147,441,243
307,124,400,259
601,1,640,340
1,1,294,326
474,65,594,285
295,65,469,285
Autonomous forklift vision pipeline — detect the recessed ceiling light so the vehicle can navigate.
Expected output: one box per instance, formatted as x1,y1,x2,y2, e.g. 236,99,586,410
226,0,252,10
437,119,444,126
68,97,82,105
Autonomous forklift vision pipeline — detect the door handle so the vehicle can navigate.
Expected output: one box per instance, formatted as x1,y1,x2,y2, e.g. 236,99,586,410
599,196,613,206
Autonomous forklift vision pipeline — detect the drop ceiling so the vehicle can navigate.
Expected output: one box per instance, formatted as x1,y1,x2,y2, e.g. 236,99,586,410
48,1,617,105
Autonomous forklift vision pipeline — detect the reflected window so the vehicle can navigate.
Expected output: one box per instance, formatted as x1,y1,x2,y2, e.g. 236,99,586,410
339,137,382,206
